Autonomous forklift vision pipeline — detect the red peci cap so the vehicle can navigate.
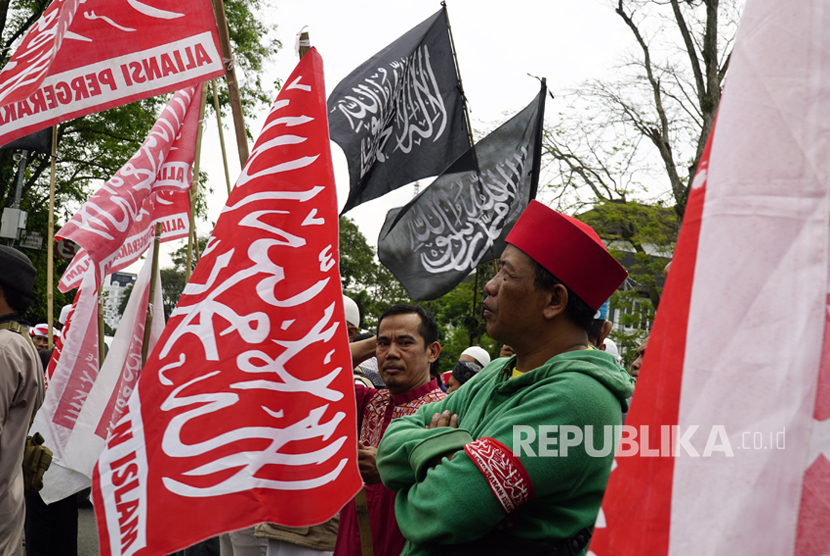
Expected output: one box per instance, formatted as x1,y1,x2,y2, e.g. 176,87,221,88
505,200,628,312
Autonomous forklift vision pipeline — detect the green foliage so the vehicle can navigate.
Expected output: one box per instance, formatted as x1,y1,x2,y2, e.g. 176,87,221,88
608,289,652,368
160,267,186,320
577,200,678,307
117,283,134,318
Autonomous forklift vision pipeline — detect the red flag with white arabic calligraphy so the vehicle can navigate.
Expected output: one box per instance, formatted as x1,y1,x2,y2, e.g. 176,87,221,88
56,86,200,290
0,0,222,147
589,0,830,554
58,189,191,292
92,48,362,556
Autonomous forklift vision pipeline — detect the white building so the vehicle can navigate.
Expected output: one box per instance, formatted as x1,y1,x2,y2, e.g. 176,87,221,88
102,272,136,330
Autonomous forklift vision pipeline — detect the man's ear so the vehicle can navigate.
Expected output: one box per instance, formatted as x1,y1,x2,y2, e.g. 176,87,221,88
598,320,614,347
427,341,441,364
542,283,569,320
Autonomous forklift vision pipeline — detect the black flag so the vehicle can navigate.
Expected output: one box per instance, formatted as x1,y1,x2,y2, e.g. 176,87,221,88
0,127,52,154
328,7,470,215
378,83,546,300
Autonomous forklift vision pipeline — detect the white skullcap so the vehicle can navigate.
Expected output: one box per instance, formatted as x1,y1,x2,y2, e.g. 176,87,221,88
342,295,360,327
462,346,491,368
603,338,622,364
59,304,72,325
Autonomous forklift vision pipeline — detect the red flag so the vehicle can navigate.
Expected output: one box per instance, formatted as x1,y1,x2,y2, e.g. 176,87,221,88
589,1,830,554
56,86,200,290
92,48,362,556
0,0,222,147
0,0,80,107
58,190,192,293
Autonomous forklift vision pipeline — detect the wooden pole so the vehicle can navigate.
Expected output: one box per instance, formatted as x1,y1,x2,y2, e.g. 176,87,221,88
187,82,209,282
211,79,233,196
98,284,105,366
298,30,311,58
442,2,475,146
354,488,374,556
142,223,162,366
212,0,249,166
47,126,57,350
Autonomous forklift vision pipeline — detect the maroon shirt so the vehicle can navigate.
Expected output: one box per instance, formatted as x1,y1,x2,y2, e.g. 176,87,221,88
334,379,445,556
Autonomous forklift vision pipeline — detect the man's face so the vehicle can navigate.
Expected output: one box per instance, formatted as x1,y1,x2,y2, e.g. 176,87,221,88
32,335,48,350
376,313,439,396
446,375,462,394
482,244,548,347
630,336,649,378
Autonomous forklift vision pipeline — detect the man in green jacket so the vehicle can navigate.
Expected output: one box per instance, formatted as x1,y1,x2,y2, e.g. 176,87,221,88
376,200,636,556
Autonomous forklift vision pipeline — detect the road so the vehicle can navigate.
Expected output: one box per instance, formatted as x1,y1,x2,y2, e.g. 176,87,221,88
78,503,99,556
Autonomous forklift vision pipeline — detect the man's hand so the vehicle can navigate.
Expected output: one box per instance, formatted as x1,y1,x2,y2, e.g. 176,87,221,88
425,410,460,468
427,409,458,429
357,441,381,484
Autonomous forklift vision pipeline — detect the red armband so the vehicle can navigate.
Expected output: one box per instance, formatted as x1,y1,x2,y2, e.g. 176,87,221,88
464,437,533,514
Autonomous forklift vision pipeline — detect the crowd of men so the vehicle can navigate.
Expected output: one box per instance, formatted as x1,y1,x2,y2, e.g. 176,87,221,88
1,199,647,556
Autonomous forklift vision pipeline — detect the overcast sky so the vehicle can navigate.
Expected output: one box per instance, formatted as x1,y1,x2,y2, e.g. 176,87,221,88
158,0,632,268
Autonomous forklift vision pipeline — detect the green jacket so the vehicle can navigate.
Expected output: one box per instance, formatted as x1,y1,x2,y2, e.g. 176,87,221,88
376,349,636,556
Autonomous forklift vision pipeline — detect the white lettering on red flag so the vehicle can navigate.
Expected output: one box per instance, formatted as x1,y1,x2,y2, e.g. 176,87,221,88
0,0,222,147
92,48,362,556
57,86,199,289
589,1,830,555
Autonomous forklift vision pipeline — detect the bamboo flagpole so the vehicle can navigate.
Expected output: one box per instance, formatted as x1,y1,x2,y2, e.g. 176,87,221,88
98,284,105,366
142,223,162,366
187,82,209,282
211,0,249,166
211,79,233,196
47,125,57,350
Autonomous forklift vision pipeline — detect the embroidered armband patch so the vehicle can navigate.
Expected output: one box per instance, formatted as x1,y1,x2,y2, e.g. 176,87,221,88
464,437,533,514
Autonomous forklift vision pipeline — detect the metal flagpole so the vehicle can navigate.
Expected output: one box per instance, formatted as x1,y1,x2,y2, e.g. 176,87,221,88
47,126,57,349
212,0,249,166
211,79,233,196
187,82,209,282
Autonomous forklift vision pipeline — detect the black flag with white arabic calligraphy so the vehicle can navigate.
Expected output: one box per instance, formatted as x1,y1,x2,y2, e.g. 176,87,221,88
378,83,546,300
328,7,470,215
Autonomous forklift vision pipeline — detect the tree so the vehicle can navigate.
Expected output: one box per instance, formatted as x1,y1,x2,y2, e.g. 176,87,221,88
545,0,742,219
0,0,281,325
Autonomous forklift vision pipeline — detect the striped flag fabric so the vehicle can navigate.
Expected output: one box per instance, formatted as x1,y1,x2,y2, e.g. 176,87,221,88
589,1,830,554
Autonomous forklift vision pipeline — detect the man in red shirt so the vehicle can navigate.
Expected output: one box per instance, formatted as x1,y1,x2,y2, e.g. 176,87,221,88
334,304,445,556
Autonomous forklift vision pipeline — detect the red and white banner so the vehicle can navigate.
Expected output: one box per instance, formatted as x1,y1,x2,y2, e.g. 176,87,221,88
92,48,362,556
589,1,830,554
57,86,200,290
0,0,222,147
59,191,191,292
33,267,102,501
38,247,165,504
0,0,80,107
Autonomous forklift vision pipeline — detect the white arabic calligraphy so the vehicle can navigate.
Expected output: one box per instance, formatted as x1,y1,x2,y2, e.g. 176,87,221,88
332,45,449,178
158,72,352,498
408,147,529,274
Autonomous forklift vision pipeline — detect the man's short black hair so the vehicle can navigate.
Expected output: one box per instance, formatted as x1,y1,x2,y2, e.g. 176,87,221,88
0,284,33,315
377,304,439,347
533,262,595,332
587,318,605,345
